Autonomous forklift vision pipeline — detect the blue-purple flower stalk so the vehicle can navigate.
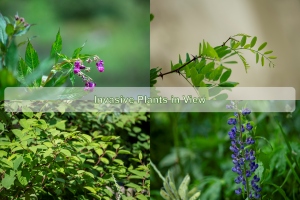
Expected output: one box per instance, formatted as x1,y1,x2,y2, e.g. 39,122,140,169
227,101,261,199
73,56,104,91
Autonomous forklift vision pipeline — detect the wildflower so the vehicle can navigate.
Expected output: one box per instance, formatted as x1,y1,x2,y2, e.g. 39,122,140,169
72,57,104,90
74,67,80,74
84,81,96,91
227,118,237,125
246,122,253,131
227,107,261,198
235,188,242,195
242,108,251,115
96,60,104,72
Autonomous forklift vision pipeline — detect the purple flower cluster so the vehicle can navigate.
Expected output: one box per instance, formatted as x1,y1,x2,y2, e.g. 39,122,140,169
73,56,105,91
227,108,262,199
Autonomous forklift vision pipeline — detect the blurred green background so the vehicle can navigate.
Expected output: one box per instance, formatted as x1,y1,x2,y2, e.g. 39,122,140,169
0,0,149,87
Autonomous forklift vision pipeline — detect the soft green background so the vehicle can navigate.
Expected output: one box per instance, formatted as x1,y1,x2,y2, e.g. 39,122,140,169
1,0,149,87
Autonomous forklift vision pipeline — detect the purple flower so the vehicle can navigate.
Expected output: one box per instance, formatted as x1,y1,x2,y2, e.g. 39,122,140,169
84,81,96,91
96,60,104,72
97,66,104,72
235,188,242,195
74,67,80,74
242,108,251,115
79,64,86,69
246,122,253,130
228,118,237,125
74,60,81,68
227,107,261,198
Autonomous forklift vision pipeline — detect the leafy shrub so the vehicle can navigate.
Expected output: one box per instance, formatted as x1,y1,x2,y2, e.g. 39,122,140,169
0,105,150,199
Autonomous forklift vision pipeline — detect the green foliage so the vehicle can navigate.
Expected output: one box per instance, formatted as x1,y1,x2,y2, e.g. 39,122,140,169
0,103,150,199
0,13,105,100
150,14,154,22
150,105,300,199
151,33,277,100
160,171,200,200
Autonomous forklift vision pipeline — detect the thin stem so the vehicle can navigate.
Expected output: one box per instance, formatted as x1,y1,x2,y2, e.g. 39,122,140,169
158,55,201,78
150,160,165,182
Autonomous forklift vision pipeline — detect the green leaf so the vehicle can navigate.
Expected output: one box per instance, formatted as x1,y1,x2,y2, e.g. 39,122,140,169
84,186,97,194
12,129,24,139
22,57,54,87
25,40,39,71
5,24,14,36
198,43,202,56
100,157,109,164
13,155,23,170
118,150,131,154
238,54,250,72
243,44,250,49
224,61,237,64
72,42,86,58
150,13,154,22
95,148,104,156
268,56,277,59
200,61,214,74
136,194,148,200
212,93,228,100
17,169,30,186
178,54,183,65
6,39,18,75
232,42,240,49
264,50,273,54
106,150,116,158
256,53,259,63
233,33,251,37
1,170,16,189
55,120,66,130
113,159,124,165
240,36,247,47
206,42,219,59
178,174,190,200
218,81,239,87
22,107,33,118
60,149,71,157
190,67,204,86
125,182,141,190
258,42,267,51
210,65,223,81
185,53,190,62
0,158,14,168
50,29,62,63
17,58,28,81
250,36,257,47
0,13,8,45
267,183,289,200
261,56,264,66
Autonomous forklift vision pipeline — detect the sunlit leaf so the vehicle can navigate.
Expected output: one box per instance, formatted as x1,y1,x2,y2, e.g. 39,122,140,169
258,42,267,51
250,36,257,47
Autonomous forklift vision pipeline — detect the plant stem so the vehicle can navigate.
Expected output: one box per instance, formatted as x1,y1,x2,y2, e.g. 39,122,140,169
150,160,165,182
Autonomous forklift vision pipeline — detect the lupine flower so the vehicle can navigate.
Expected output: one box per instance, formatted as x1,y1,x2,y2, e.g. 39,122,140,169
226,105,262,199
